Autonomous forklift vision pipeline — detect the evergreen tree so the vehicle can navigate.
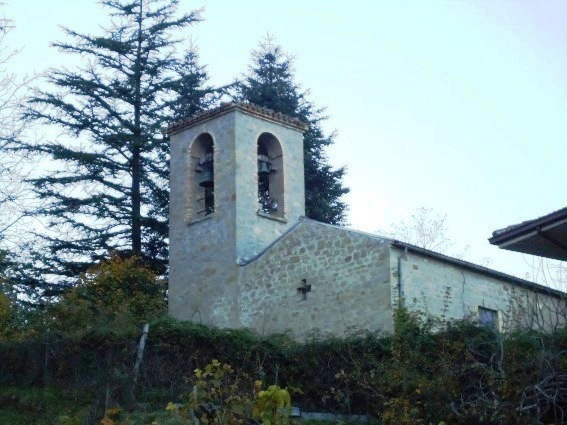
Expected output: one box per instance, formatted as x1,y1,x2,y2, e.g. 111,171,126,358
15,0,209,287
172,46,216,121
235,40,349,225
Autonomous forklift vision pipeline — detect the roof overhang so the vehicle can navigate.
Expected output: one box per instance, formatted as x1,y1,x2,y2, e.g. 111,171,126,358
167,102,309,135
489,208,567,261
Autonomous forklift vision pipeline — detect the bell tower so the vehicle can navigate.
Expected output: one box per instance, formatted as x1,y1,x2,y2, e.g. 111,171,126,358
168,103,307,326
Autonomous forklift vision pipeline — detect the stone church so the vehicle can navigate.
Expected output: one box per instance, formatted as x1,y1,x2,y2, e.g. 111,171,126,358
167,103,563,338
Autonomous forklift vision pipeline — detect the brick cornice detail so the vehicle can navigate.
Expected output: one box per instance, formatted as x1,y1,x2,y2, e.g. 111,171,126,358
167,102,309,135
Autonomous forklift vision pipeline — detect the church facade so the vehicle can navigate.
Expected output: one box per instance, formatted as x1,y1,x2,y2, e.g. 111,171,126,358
168,103,564,338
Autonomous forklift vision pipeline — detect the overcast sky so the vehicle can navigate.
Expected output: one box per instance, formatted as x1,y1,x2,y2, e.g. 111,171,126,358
4,0,567,281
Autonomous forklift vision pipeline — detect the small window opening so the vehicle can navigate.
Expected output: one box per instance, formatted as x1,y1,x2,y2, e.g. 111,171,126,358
478,306,498,330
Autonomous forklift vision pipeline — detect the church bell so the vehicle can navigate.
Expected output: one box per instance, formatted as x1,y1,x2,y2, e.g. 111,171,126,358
258,161,270,175
258,154,272,175
196,153,214,187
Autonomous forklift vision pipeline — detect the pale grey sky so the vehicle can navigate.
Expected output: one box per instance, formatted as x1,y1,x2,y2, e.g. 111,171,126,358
4,0,567,280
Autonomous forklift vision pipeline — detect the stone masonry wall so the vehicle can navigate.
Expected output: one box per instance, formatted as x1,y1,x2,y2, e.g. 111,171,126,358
169,107,305,328
239,221,393,338
234,111,305,261
169,111,240,327
389,247,564,330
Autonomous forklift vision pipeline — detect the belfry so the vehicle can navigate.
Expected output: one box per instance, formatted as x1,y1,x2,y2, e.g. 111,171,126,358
168,103,307,326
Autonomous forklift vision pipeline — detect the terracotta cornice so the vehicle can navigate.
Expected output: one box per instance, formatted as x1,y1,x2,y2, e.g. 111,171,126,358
167,102,309,135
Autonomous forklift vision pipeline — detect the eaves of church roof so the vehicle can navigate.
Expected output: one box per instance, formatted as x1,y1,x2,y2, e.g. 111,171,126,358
238,217,565,299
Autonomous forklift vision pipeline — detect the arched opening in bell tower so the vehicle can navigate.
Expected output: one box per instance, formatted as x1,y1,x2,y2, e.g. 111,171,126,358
189,133,215,220
257,132,284,218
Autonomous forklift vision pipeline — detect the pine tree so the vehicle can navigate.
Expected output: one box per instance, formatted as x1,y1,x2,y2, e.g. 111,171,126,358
172,46,216,121
15,0,209,287
236,40,349,225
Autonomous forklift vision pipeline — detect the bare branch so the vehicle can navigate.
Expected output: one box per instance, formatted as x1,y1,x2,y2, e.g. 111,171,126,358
0,8,38,246
384,207,453,253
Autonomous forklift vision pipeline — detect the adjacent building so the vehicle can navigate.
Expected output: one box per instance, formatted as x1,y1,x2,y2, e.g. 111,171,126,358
490,207,567,261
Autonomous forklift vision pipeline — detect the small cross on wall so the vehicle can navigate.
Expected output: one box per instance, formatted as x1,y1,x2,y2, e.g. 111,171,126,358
297,279,311,301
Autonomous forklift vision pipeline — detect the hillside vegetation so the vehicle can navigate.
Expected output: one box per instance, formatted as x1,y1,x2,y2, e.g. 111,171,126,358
1,258,565,425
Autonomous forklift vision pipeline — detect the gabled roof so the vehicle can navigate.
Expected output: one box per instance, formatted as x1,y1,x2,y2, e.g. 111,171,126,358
240,217,564,298
167,102,309,135
489,207,567,261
